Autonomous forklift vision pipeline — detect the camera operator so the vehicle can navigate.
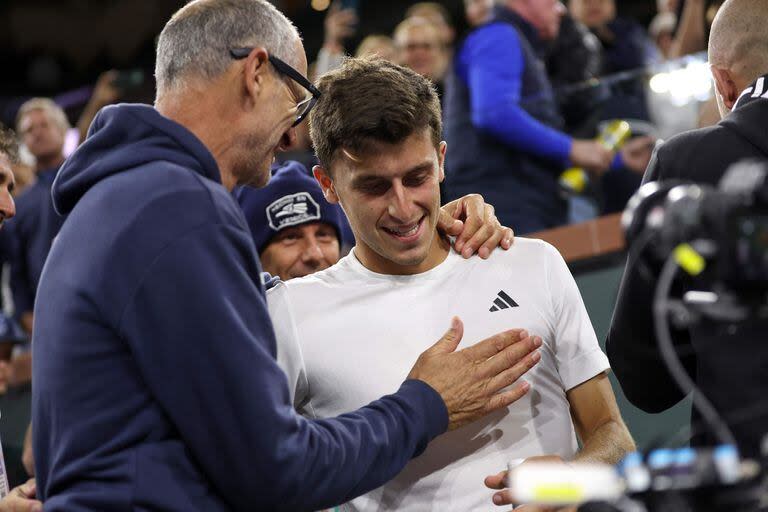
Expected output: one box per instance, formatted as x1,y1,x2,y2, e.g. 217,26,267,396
607,0,768,458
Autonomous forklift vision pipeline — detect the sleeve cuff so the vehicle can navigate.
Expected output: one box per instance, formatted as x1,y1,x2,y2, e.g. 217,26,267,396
399,379,449,443
559,137,574,167
559,349,611,391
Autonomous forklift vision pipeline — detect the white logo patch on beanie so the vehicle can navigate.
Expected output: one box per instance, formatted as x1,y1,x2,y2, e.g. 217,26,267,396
266,192,321,231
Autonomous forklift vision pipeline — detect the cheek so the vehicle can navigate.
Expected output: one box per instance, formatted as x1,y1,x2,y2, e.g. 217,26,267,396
322,242,341,263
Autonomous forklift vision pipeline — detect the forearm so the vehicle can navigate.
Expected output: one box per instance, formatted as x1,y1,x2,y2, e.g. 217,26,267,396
76,100,104,145
669,0,706,59
472,104,572,165
573,419,635,465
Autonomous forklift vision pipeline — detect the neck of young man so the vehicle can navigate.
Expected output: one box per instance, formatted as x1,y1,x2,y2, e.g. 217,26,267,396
354,232,451,276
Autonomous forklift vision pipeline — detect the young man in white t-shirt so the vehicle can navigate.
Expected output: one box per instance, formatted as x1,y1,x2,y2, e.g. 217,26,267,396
268,58,635,511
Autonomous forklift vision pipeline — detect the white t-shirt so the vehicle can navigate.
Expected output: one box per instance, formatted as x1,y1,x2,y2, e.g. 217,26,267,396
267,238,609,511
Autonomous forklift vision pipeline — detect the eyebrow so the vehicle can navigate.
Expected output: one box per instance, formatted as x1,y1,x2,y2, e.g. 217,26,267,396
351,162,434,185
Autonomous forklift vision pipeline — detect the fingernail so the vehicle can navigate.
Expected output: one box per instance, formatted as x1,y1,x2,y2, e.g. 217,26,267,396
493,494,503,505
462,247,473,258
534,336,542,347
503,238,512,248
520,380,531,391
479,247,489,258
532,351,541,363
518,330,528,340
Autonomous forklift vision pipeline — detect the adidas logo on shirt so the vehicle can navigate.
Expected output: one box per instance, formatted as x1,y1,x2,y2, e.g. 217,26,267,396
489,290,518,312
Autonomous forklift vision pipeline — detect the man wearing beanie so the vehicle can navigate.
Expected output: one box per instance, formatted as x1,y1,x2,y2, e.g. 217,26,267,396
237,161,348,280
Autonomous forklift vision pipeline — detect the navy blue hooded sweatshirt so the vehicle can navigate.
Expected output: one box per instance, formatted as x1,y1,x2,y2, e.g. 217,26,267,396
32,104,448,511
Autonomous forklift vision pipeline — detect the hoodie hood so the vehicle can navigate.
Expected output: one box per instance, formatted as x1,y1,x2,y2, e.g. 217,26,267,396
53,104,220,215
723,74,768,157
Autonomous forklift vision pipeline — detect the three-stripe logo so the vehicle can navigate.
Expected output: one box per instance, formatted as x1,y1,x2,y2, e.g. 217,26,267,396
489,290,519,312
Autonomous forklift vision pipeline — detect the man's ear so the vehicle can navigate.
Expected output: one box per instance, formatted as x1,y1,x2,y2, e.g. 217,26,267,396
437,141,447,183
242,47,271,106
313,165,340,204
711,66,740,110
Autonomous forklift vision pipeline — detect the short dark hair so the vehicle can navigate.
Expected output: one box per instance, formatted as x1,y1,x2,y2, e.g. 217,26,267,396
0,126,19,164
309,58,442,169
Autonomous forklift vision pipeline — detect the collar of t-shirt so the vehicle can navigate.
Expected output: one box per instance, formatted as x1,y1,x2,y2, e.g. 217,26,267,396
344,245,463,284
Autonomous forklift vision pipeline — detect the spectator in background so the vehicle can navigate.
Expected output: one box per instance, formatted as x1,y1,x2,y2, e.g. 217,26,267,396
315,1,358,77
404,2,455,48
236,161,347,280
356,35,396,60
393,17,448,97
75,71,122,145
9,99,68,337
0,128,41,512
658,0,680,12
569,0,653,120
649,11,678,60
0,128,18,245
464,0,494,27
444,0,613,234
546,12,605,135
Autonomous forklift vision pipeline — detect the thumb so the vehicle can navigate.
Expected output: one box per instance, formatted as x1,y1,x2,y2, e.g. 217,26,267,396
437,208,463,237
431,317,464,354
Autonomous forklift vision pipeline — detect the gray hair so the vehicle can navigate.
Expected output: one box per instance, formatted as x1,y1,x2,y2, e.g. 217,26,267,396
155,0,300,96
15,98,71,135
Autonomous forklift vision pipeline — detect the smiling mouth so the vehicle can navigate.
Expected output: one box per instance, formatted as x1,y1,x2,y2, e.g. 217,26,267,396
382,216,425,240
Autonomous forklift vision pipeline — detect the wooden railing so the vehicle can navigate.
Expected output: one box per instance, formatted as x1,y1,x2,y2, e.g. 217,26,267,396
529,213,626,264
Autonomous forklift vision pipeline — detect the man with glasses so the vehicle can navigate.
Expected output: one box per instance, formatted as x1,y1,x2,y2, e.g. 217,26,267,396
31,1,533,511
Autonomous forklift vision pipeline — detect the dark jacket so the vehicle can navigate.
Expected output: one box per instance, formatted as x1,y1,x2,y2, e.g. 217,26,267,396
5,166,65,318
607,76,768,457
444,7,568,234
593,17,651,121
32,104,447,511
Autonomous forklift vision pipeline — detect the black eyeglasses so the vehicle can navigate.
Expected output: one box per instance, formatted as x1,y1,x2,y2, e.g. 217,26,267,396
229,48,321,127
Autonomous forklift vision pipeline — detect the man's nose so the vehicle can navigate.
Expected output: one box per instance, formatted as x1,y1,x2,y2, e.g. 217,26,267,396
301,236,324,263
387,182,417,221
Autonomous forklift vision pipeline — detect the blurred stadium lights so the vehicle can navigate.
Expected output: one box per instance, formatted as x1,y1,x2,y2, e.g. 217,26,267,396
649,54,713,107
311,0,331,11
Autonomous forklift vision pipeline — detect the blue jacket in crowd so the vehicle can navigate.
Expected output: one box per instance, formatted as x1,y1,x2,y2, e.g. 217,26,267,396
32,104,448,511
444,6,569,234
6,166,65,319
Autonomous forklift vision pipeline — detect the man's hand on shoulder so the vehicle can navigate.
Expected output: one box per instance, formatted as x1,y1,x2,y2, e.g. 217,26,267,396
439,194,514,259
407,317,540,430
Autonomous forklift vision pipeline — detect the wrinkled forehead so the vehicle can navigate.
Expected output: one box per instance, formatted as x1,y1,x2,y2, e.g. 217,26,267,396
19,108,61,131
